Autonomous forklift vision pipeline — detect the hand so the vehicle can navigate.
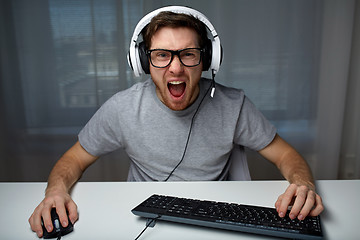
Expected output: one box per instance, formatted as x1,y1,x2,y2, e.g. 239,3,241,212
28,189,78,238
275,183,324,220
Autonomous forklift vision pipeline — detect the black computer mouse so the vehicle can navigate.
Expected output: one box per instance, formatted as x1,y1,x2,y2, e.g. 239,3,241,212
42,208,74,239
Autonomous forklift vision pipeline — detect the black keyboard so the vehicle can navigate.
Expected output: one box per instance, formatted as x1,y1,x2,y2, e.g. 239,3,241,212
132,194,323,240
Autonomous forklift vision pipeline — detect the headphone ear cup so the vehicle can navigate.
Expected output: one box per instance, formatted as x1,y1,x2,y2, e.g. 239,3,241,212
202,39,212,71
138,42,150,74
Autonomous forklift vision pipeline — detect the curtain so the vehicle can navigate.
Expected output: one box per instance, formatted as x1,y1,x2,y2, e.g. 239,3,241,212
0,0,359,181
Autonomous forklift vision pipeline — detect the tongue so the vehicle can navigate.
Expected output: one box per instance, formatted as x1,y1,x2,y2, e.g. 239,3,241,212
168,82,186,97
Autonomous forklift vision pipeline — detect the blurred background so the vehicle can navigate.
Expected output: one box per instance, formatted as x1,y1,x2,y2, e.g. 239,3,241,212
0,0,359,182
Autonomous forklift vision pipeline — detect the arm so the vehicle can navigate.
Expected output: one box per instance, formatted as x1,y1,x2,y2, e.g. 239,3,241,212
28,141,98,238
258,134,324,220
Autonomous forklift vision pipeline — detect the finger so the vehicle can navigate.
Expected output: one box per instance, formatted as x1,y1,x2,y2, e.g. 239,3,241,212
55,204,69,228
289,186,309,219
41,205,54,233
296,190,316,220
66,200,79,224
278,184,297,217
275,195,282,212
275,195,294,213
309,194,324,217
29,211,43,238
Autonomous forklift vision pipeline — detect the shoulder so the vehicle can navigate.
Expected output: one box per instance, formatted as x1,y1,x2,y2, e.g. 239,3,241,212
112,78,152,99
87,79,153,120
215,81,245,100
200,78,246,104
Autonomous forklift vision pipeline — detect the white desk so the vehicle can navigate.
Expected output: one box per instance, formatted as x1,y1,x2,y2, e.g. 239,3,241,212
0,180,358,239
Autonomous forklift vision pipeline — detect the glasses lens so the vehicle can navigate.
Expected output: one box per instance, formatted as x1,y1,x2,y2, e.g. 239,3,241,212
150,50,172,68
180,49,201,67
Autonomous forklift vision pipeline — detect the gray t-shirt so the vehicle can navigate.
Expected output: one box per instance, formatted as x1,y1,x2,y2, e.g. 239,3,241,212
78,78,276,181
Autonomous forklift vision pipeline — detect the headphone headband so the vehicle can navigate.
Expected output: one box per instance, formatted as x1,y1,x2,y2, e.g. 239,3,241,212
128,6,222,77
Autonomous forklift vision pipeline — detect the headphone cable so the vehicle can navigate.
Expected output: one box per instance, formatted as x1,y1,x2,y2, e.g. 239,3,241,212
163,73,215,182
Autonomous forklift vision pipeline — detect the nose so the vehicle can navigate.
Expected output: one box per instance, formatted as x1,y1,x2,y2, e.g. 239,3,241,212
168,55,184,73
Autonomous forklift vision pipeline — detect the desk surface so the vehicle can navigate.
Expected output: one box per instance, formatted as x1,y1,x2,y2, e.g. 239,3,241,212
0,180,359,240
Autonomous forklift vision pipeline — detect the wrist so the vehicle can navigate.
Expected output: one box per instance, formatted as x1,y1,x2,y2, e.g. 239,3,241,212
45,183,69,196
289,174,316,191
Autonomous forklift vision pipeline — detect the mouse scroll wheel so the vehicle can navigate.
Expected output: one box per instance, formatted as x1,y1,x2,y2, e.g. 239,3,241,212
54,219,61,232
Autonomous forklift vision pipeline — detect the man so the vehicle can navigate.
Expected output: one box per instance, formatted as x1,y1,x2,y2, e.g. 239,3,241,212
29,7,323,238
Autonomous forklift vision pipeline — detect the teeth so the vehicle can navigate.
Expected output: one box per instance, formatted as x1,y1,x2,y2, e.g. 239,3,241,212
169,81,183,85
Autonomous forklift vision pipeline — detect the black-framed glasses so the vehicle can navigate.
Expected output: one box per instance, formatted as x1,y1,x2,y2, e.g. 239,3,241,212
146,48,203,68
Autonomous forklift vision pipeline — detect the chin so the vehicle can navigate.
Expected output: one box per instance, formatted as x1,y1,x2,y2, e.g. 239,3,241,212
166,103,188,111
163,97,190,111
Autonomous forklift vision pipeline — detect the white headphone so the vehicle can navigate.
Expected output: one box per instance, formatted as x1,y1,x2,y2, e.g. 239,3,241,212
127,6,222,77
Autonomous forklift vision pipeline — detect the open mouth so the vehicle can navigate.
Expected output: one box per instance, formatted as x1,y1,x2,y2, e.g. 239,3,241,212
168,81,186,98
